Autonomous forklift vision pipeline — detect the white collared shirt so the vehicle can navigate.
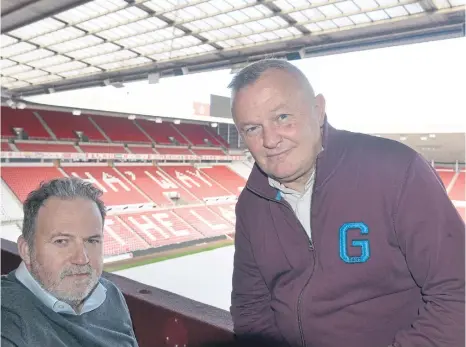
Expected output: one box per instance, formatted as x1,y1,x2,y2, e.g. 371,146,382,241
268,169,316,242
15,261,107,315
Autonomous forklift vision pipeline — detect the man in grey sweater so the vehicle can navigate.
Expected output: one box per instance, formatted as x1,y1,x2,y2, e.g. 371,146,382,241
1,177,139,347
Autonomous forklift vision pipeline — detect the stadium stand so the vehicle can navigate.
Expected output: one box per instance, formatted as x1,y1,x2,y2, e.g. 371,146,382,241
91,115,151,143
1,106,463,262
38,110,106,141
1,107,51,139
14,142,78,152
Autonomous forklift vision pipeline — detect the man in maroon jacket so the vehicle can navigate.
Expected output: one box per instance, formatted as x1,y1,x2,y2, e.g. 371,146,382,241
229,59,465,347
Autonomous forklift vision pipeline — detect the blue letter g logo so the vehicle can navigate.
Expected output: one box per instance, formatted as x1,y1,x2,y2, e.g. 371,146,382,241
339,222,370,264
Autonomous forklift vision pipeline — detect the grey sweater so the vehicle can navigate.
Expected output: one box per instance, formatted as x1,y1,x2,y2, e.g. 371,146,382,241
1,272,139,347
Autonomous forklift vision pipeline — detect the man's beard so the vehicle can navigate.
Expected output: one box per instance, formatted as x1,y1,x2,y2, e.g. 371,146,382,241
29,256,99,307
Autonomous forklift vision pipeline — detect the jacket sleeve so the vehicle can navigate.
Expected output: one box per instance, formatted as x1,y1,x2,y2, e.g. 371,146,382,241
392,154,465,347
230,213,284,346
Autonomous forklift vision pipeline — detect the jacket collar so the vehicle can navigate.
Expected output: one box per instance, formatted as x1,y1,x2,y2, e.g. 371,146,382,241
245,117,346,200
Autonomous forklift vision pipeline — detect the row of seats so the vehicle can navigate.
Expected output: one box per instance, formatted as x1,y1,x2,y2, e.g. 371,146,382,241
1,107,227,147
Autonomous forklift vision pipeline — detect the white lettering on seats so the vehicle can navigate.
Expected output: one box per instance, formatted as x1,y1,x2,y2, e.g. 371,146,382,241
124,171,136,181
127,215,168,241
146,171,178,189
186,169,213,187
104,219,125,245
70,172,107,192
189,210,226,230
152,213,189,237
102,172,130,192
175,170,201,188
218,206,236,224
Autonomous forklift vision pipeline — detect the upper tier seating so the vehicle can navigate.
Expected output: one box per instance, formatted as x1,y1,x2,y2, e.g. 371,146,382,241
200,166,246,196
38,110,106,141
1,167,65,202
116,166,199,205
136,120,188,145
1,107,50,139
119,211,204,248
63,166,150,206
91,115,150,143
15,142,78,153
160,165,233,200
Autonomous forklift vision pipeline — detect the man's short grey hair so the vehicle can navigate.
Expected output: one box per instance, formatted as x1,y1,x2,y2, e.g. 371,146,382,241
228,58,313,95
22,177,106,248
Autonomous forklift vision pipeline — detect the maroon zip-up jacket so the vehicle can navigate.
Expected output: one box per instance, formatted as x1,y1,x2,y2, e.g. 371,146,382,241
231,121,465,347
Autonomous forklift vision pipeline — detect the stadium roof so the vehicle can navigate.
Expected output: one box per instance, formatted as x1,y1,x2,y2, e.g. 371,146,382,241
1,0,464,98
